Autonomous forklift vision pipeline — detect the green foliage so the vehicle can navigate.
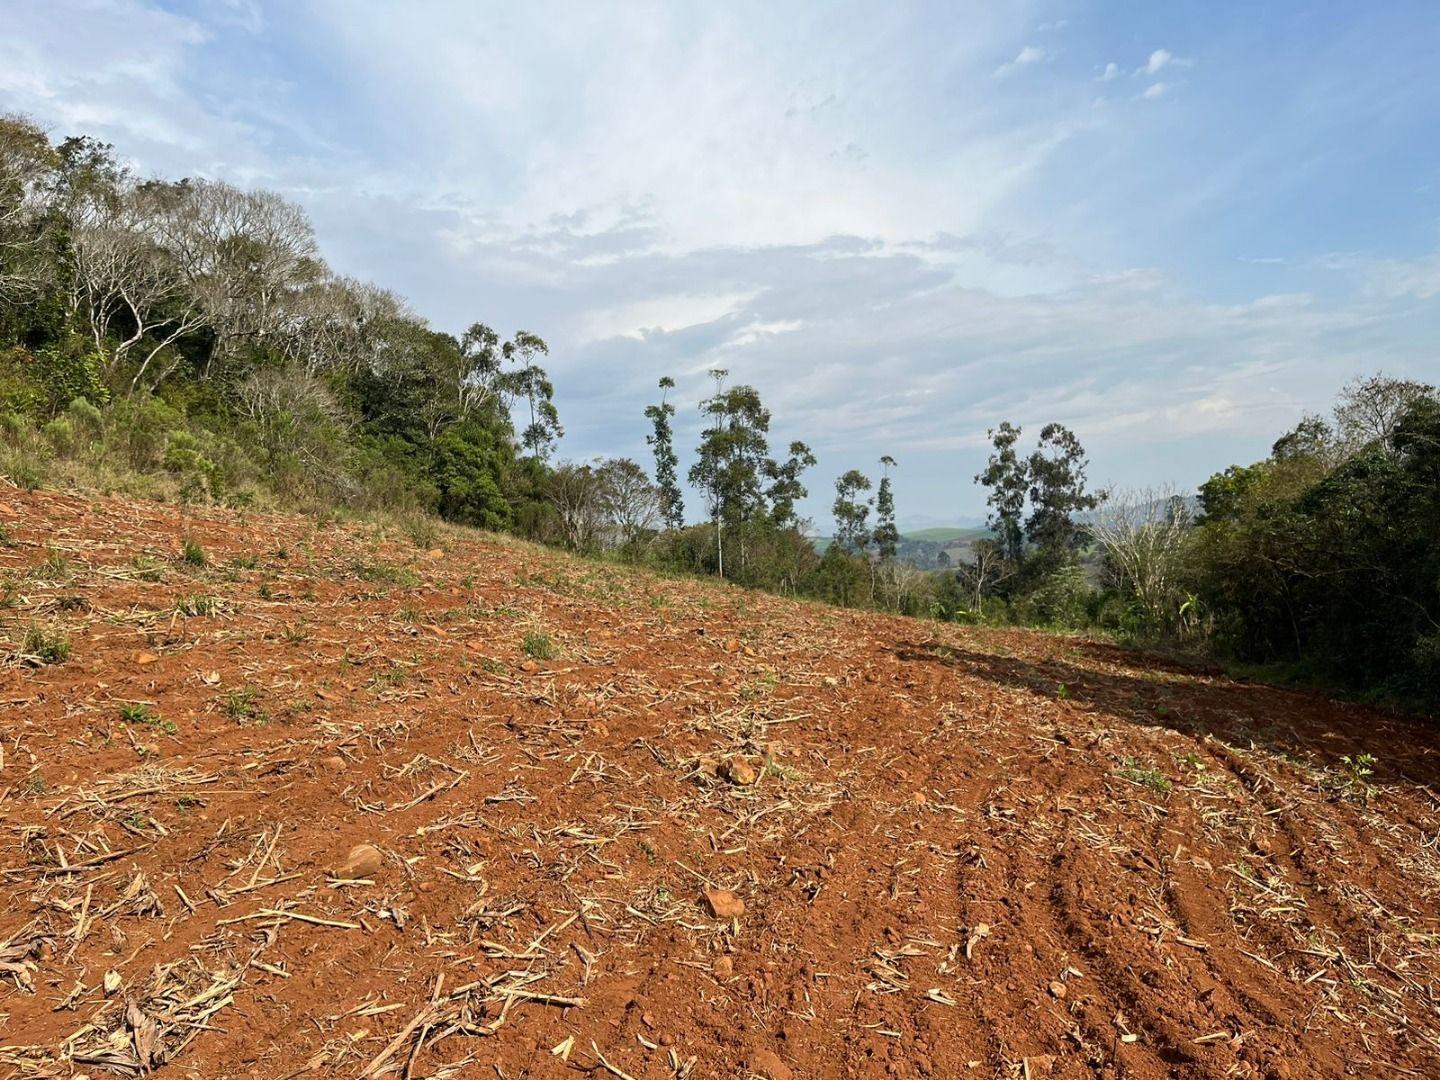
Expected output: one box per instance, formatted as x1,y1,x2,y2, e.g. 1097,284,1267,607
1193,381,1440,704
120,703,176,735
646,376,684,530
522,628,558,660
32,339,108,413
180,537,206,567
22,623,71,664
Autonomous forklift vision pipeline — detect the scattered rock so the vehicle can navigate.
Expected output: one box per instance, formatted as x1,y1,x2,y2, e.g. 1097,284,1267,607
333,843,384,879
321,755,347,773
135,652,159,665
518,660,540,673
749,1048,792,1080
721,757,758,786
713,956,734,977
103,970,122,995
1048,980,1067,999
701,888,745,919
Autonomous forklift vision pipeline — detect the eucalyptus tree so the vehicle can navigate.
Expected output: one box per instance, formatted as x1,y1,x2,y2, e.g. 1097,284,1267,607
764,440,817,530
874,455,899,559
645,375,683,529
976,422,1028,565
689,373,772,579
832,469,873,555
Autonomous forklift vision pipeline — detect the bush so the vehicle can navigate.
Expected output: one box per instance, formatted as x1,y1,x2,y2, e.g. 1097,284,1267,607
33,339,108,413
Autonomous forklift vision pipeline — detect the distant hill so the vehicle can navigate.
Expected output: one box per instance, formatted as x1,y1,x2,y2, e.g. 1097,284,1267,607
902,526,990,544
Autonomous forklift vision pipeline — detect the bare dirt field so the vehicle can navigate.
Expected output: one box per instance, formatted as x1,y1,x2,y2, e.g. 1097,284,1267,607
0,489,1436,1079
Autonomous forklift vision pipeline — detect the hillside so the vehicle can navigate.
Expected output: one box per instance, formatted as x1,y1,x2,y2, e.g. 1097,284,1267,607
901,527,990,544
1,489,1437,1079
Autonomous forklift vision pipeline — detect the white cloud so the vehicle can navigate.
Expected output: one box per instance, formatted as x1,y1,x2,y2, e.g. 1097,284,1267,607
994,45,1046,78
1100,62,1120,82
1138,48,1193,76
1140,82,1168,100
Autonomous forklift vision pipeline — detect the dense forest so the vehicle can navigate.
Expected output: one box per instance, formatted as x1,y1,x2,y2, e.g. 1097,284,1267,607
2,117,1436,708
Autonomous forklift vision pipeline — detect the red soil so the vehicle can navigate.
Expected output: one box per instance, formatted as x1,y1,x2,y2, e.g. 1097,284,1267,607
1,489,1437,1079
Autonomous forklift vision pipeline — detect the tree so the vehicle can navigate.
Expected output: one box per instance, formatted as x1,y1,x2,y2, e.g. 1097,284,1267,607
976,422,1028,564
954,537,1015,612
65,179,210,393
546,461,604,550
500,331,561,460
688,374,772,579
832,469,873,555
645,375,683,529
596,457,661,546
873,455,899,559
1025,422,1099,561
764,440,816,530
1090,486,1194,636
1334,373,1436,456
0,115,59,307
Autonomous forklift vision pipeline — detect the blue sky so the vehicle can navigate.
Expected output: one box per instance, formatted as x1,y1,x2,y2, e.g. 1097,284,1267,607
4,1,1439,528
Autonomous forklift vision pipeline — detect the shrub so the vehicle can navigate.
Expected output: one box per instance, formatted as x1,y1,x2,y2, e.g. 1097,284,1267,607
181,537,207,567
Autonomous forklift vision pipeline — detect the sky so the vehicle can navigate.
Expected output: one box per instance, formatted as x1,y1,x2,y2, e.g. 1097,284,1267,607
3,0,1439,529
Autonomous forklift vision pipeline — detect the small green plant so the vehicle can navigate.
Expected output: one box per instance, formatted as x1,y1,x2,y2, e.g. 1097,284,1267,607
1055,682,1071,700
132,555,163,582
22,624,71,664
221,685,266,723
1341,753,1376,782
40,547,70,579
258,580,273,599
181,537,206,567
522,629,558,661
119,703,176,735
1118,758,1172,794
175,594,223,617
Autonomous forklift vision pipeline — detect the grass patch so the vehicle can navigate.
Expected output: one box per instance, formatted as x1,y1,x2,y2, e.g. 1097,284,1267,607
119,703,177,735
22,623,71,664
180,537,207,567
522,629,558,661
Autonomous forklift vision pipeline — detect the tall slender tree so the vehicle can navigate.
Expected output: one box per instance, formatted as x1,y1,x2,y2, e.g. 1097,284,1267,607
689,374,772,579
764,440,817,530
977,422,1028,564
874,455,899,559
499,331,561,460
1025,422,1099,561
832,469,873,555
645,375,684,529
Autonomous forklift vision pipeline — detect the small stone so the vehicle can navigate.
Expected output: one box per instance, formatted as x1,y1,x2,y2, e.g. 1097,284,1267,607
1049,980,1067,999
749,1048,793,1080
911,791,927,805
333,843,384,879
721,757,758,786
713,956,734,977
701,888,745,919
103,970,122,995
518,660,539,673
321,755,346,773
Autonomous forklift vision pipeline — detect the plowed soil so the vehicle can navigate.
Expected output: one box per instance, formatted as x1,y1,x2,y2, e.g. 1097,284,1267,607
0,489,1437,1080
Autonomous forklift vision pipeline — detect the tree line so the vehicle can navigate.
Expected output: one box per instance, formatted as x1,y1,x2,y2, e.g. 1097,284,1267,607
3,117,1436,707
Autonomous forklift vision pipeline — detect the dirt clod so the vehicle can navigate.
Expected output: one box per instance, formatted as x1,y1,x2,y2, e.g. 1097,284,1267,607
701,889,745,919
333,843,384,879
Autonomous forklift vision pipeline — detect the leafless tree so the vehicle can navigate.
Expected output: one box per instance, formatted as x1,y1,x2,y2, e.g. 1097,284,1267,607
1089,485,1194,634
145,179,323,376
547,462,604,551
952,538,1014,613
0,115,58,305
284,275,406,376
595,457,660,546
1334,373,1437,456
66,183,210,393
